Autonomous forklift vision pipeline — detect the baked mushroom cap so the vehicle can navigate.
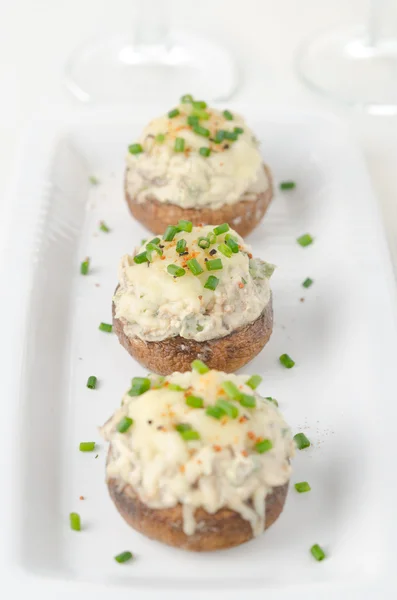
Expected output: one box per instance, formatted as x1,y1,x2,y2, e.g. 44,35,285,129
101,368,295,551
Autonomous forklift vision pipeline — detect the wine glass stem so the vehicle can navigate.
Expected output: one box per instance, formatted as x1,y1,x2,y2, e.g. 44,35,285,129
133,0,170,46
368,0,397,46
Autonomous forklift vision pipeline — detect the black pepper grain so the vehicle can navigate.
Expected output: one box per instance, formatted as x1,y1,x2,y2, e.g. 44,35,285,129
209,249,217,255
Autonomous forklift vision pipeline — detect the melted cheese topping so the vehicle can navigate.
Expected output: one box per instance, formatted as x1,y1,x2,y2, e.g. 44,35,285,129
125,103,268,209
101,370,294,536
114,225,273,342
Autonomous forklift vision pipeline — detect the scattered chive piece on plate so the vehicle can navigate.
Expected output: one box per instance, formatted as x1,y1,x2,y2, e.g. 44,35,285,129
225,237,239,253
186,395,204,408
128,143,143,155
218,243,233,258
180,94,194,103
193,125,210,138
294,432,311,449
114,551,133,564
168,108,180,118
302,277,314,288
155,133,165,143
297,233,314,247
89,175,99,185
70,512,81,531
99,221,110,233
206,405,226,419
128,377,151,396
167,264,186,277
133,251,149,264
191,359,209,374
265,396,278,406
279,353,295,368
280,180,296,190
234,127,244,134
255,439,273,454
176,239,187,254
245,374,262,390
99,322,112,333
80,258,90,275
295,481,311,493
199,147,211,157
79,441,95,452
239,394,256,408
163,225,178,241
204,275,219,291
177,219,193,232
174,137,185,152
216,399,239,419
187,115,199,127
213,223,230,235
192,100,207,109
206,258,223,271
86,375,97,389
180,429,200,441
198,237,210,249
117,417,133,433
187,258,204,276
310,544,326,561
223,109,233,120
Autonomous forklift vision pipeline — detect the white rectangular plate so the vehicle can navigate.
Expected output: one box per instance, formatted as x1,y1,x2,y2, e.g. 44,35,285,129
2,106,397,600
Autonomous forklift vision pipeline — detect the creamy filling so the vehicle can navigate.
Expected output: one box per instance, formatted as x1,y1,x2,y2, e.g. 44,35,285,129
101,370,295,537
125,103,269,209
113,225,274,342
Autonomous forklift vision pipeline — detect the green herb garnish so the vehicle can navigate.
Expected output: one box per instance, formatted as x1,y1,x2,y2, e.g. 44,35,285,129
174,137,185,152
191,359,209,374
186,395,204,408
86,376,97,389
199,147,211,157
213,223,229,235
180,94,194,103
168,108,180,118
279,353,295,368
99,322,112,333
128,377,151,396
280,181,296,190
204,275,219,291
223,109,233,120
297,233,313,247
167,264,185,277
133,251,149,264
187,258,204,276
310,544,326,561
177,220,193,232
193,125,210,138
206,405,225,419
176,239,187,254
70,512,81,531
80,258,90,275
163,225,178,241
155,133,165,143
117,417,133,433
216,399,239,419
245,375,262,390
295,481,311,493
302,278,313,288
198,237,210,249
294,433,311,450
99,221,110,233
114,551,133,563
128,143,143,154
79,441,95,452
255,439,273,453
206,258,223,271
218,243,232,258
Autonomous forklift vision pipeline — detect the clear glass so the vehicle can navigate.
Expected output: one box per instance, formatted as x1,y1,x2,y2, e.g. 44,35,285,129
296,0,397,115
64,0,238,104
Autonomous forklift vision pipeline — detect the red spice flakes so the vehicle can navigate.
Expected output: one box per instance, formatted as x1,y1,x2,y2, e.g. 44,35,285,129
239,415,248,424
157,425,165,431
213,445,222,452
241,450,248,457
179,465,185,473
247,431,256,441
248,252,253,259
300,297,305,303
238,282,244,289
196,459,202,465
79,496,85,500
198,295,203,300
161,255,166,260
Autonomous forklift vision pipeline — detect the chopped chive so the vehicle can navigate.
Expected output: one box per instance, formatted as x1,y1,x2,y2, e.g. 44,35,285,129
181,94,194,103
89,175,99,185
302,278,313,288
191,359,209,374
234,127,244,134
214,130,225,143
146,242,163,258
80,258,90,275
187,115,199,127
79,441,95,452
193,125,210,138
223,131,238,141
206,405,225,419
175,423,191,433
241,277,247,284
225,237,239,253
221,381,241,401
180,429,200,441
99,322,112,333
163,226,178,241
218,243,232,258
216,399,239,419
70,512,81,531
186,395,204,408
207,231,216,244
198,237,210,249
206,258,223,271
192,100,207,109
128,377,151,396
213,223,230,235
204,275,219,291
141,238,147,245
187,258,204,276
167,383,185,391
280,181,296,190
114,551,133,563
223,109,233,120
128,143,143,154
199,147,211,157
86,375,97,389
245,375,262,390
155,133,165,143
192,108,210,120
255,439,273,453
265,396,278,407
133,251,149,264
177,219,193,232
310,544,326,561
294,432,311,450
99,221,110,233
167,264,185,277
117,417,133,433
239,394,256,408
279,353,295,369
297,233,314,247
196,324,204,332
174,137,185,152
176,239,187,254
295,481,311,493
168,108,180,118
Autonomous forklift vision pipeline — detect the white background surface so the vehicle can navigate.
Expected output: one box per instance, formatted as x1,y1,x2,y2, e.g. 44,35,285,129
1,0,397,270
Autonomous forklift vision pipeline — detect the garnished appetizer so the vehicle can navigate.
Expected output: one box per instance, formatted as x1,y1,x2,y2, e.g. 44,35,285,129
113,223,275,375
125,95,273,237
100,366,294,551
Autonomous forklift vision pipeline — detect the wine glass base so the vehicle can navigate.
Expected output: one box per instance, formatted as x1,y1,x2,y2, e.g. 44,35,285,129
297,25,397,115
65,30,238,104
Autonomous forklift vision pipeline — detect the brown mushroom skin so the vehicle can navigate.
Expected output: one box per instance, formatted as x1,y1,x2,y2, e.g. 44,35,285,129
124,164,273,237
108,474,289,552
112,295,273,375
